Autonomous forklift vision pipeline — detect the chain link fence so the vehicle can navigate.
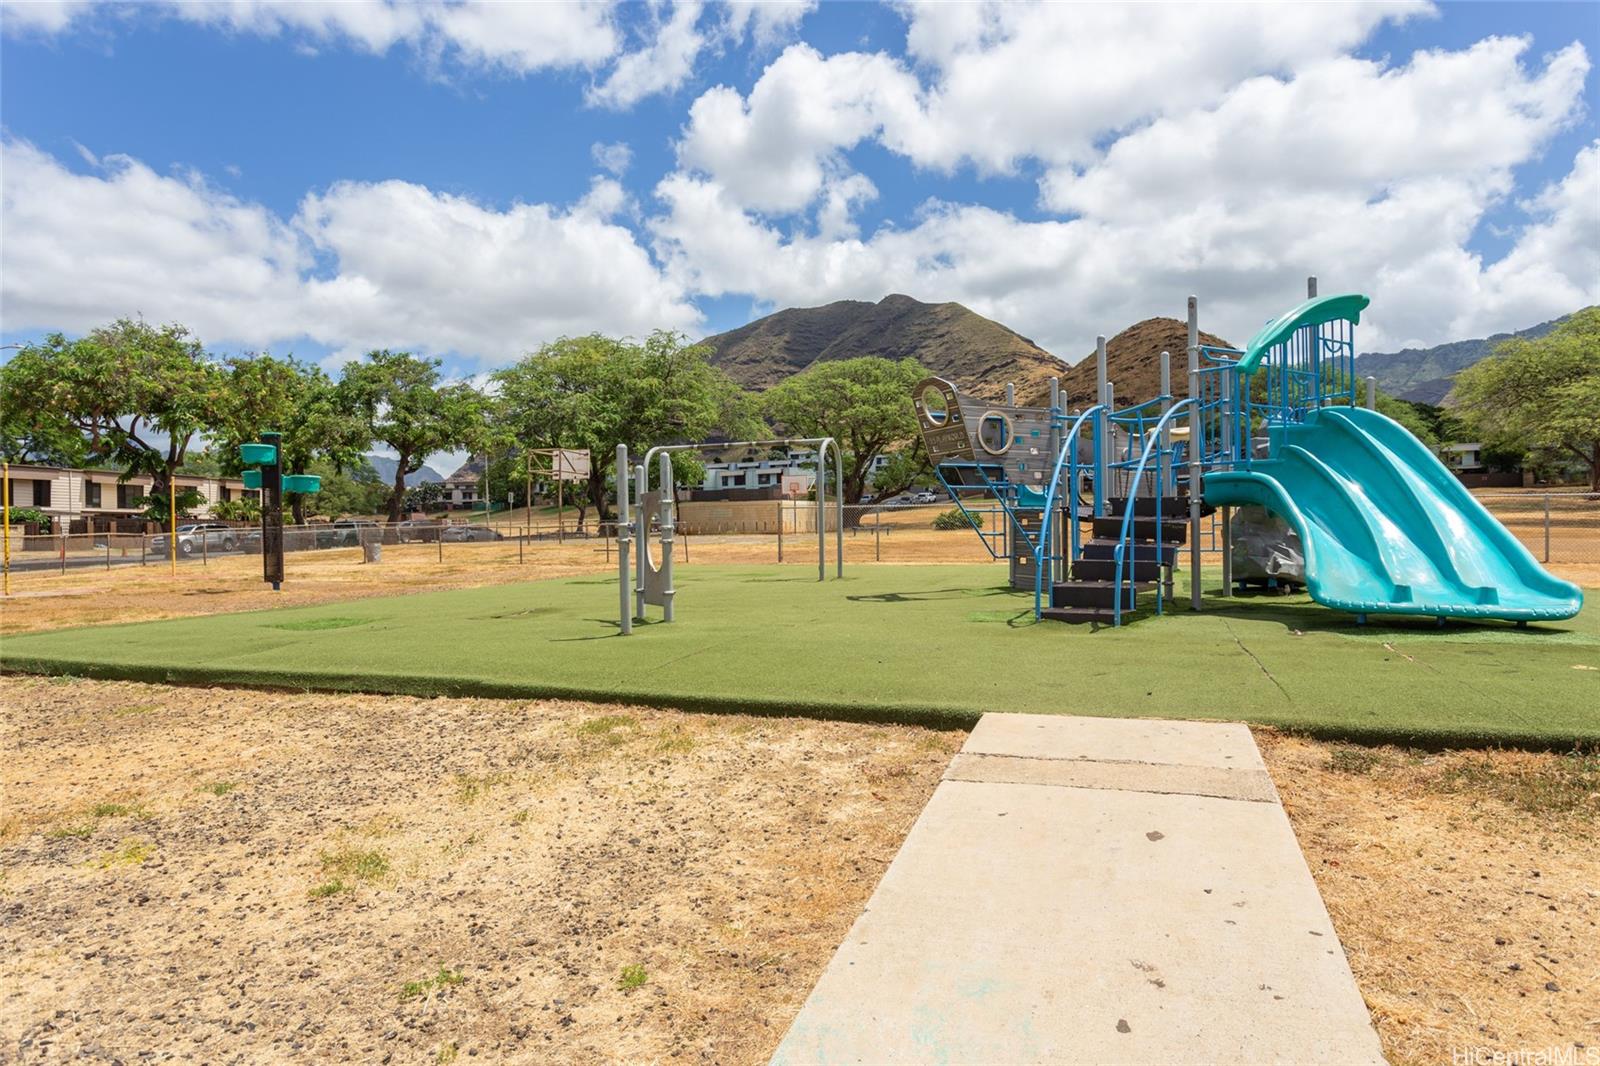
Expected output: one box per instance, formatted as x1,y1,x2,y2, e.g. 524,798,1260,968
3,493,1597,584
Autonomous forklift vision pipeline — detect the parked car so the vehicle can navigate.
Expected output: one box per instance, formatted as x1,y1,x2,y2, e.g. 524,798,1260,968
441,525,505,543
911,491,941,505
315,519,381,548
148,522,244,556
394,519,441,543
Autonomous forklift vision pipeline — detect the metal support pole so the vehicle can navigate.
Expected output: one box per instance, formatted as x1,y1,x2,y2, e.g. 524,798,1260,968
1187,296,1202,611
658,452,674,623
635,463,647,618
875,514,881,561
519,526,524,564
1005,381,1015,406
1307,275,1318,299
203,529,208,566
1220,506,1232,596
169,483,177,577
1094,337,1108,516
616,446,632,635
1365,375,1377,411
777,500,783,562
833,441,844,579
2,462,10,597
1543,494,1551,563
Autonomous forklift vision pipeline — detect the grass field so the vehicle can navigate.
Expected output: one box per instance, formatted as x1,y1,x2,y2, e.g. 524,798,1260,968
5,563,1596,746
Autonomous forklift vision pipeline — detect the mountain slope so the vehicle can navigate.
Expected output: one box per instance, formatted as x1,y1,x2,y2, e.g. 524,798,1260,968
1358,311,1586,405
362,454,445,487
701,294,1068,402
1051,318,1234,408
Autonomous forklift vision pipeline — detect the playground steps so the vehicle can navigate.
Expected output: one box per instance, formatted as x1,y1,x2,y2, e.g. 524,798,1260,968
1090,515,1188,543
1106,495,1216,518
1045,496,1193,625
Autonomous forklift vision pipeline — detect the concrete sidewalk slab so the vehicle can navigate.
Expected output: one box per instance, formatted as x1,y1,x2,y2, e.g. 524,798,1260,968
772,714,1383,1065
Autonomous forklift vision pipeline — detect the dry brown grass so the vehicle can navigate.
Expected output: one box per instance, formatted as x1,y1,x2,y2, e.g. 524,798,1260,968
1258,730,1600,1064
0,675,961,1064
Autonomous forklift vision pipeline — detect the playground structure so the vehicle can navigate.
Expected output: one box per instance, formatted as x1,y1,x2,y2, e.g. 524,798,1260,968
918,278,1585,627
615,438,845,634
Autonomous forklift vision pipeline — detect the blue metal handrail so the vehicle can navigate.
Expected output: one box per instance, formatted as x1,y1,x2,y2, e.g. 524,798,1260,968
1112,397,1196,626
1033,404,1104,619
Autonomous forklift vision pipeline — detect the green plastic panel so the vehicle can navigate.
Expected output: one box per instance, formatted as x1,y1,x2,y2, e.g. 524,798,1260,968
239,442,278,465
1238,294,1371,375
281,474,322,494
241,469,262,490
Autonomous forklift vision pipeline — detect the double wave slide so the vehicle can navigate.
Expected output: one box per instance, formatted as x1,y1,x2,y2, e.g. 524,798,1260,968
1204,406,1583,623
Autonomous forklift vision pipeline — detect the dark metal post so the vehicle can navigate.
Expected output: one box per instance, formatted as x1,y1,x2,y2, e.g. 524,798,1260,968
260,431,284,590
1187,297,1202,611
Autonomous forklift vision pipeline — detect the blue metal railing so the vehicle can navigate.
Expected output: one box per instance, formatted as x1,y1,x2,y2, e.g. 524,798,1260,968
1112,398,1196,626
1033,404,1104,619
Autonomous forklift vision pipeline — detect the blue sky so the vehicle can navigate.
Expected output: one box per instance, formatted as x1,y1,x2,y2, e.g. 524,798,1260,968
2,0,1597,388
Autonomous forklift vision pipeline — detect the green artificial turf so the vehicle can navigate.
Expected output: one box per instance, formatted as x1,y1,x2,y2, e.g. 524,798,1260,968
4,564,1597,747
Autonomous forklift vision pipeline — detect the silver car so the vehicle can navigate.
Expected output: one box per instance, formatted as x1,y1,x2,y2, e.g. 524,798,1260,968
149,522,243,556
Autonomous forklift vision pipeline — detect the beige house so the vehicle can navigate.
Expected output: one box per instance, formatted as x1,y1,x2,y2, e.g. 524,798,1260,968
2,463,253,526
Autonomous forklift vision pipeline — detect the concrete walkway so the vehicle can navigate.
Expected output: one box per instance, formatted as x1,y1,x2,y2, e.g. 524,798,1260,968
772,714,1384,1065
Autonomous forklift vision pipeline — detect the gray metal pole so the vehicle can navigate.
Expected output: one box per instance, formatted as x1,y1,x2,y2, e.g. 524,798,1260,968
1307,275,1318,299
777,500,783,562
833,439,844,578
815,446,826,582
634,463,647,619
1220,506,1232,596
1365,375,1377,411
1187,296,1202,611
1094,337,1108,516
616,446,631,635
1005,381,1015,406
658,452,674,623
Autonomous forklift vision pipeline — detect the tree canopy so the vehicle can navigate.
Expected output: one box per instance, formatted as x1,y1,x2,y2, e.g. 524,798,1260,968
339,350,487,521
492,331,759,518
762,357,930,506
0,319,228,500
1453,308,1600,490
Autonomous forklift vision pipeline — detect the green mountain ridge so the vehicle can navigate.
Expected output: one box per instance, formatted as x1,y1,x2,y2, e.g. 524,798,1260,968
1358,310,1588,404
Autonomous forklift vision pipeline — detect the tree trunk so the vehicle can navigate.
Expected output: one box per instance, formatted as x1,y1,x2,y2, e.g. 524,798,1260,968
389,455,409,523
1590,443,1599,493
291,495,307,526
589,466,612,522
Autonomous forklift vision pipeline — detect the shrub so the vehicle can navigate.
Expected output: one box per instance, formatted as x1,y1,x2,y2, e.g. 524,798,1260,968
932,507,982,531
8,506,52,532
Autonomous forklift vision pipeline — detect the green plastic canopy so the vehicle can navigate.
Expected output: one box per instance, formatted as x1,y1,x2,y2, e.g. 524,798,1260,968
1238,294,1370,375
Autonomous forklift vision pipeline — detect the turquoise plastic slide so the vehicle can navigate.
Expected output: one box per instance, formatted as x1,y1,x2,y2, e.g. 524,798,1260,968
1203,406,1583,622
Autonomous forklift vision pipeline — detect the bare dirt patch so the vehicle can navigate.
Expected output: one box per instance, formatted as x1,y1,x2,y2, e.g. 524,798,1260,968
1258,730,1600,1064
0,676,961,1064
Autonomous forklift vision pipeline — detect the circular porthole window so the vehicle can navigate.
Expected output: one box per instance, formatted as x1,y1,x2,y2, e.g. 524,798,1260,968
978,411,1013,455
919,384,950,427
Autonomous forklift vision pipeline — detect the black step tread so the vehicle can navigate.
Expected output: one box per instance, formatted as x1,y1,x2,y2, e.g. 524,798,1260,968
1072,557,1164,582
1090,516,1188,543
1106,496,1214,517
1040,606,1116,625
1079,539,1180,564
1051,579,1149,610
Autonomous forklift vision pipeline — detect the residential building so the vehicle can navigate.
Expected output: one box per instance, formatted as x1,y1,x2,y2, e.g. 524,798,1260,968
441,457,486,510
2,463,252,527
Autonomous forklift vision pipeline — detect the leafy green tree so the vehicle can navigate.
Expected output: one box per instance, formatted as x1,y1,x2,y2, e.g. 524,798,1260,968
303,459,389,518
212,497,262,522
762,357,930,509
132,486,206,523
492,331,759,520
0,319,228,528
216,354,371,524
402,480,446,514
1454,309,1600,490
870,444,935,500
339,351,487,521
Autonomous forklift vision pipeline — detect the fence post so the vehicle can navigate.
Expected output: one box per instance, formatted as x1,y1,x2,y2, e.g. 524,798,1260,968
203,531,208,566
1543,494,1551,563
106,538,111,571
60,532,66,574
777,500,784,562
875,513,881,561
438,529,443,564
519,525,524,564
